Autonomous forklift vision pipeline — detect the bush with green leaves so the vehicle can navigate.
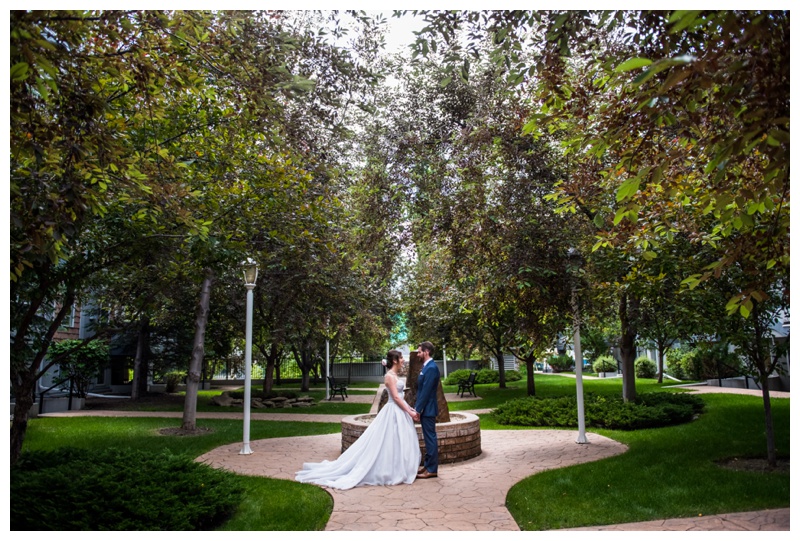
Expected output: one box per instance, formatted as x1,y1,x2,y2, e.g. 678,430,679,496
163,370,187,393
444,369,473,386
635,357,657,379
665,347,690,379
666,343,743,381
492,392,704,430
547,354,574,373
475,368,500,384
592,355,617,374
11,447,243,530
505,369,522,382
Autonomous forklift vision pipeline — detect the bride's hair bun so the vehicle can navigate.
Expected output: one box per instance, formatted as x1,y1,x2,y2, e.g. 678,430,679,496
385,349,401,369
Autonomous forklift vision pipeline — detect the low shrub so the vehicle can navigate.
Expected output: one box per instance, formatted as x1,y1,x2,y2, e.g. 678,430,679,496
635,357,658,379
492,392,704,430
593,356,617,374
475,368,500,384
11,447,244,530
164,371,186,393
505,370,523,382
547,354,574,373
444,369,473,386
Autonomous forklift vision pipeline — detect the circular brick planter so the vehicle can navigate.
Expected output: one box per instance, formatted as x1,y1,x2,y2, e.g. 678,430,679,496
340,412,481,464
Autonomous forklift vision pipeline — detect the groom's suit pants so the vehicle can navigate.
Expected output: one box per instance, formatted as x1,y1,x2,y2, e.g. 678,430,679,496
421,415,438,473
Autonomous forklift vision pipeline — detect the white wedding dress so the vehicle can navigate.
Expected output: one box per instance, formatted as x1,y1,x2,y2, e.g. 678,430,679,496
295,377,421,490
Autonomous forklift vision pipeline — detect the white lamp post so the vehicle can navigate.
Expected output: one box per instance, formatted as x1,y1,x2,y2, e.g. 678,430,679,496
442,343,448,379
568,248,588,444
240,259,258,455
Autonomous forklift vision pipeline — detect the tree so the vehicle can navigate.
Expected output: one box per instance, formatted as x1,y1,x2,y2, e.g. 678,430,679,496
9,9,386,454
406,9,789,404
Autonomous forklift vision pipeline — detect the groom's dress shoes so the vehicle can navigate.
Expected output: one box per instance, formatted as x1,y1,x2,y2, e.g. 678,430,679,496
418,466,427,474
416,470,438,479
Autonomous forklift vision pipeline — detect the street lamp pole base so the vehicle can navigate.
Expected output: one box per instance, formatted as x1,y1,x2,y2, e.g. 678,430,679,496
576,434,589,444
240,444,253,455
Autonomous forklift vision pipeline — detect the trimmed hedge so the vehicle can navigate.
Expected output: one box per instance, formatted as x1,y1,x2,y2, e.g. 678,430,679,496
11,447,244,530
445,368,522,386
444,369,473,386
492,392,704,430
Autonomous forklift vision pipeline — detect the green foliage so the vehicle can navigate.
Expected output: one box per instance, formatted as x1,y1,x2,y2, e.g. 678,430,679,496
492,392,704,430
635,357,657,379
475,368,500,384
505,369,523,382
444,369,473,386
47,339,110,397
593,355,617,374
666,343,743,381
163,371,186,393
11,447,243,530
547,354,574,373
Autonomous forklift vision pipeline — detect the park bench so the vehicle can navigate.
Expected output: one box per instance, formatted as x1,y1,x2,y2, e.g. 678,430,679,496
327,376,348,401
457,371,477,398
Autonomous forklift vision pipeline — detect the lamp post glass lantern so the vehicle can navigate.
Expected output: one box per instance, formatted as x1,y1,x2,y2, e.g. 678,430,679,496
241,259,258,455
243,261,258,286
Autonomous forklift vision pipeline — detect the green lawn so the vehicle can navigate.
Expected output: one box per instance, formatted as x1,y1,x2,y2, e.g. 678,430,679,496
93,388,372,415
19,375,790,530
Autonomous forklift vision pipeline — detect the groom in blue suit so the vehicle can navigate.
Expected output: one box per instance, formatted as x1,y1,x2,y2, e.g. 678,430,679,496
413,341,440,479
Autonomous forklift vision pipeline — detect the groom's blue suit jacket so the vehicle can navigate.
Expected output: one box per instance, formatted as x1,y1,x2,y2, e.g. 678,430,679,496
416,360,440,418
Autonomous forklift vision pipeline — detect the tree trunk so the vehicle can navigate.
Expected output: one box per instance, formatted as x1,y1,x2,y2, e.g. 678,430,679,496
752,302,777,467
657,343,665,384
525,358,536,396
10,375,36,465
131,317,150,400
292,345,313,392
619,292,638,402
259,342,281,394
11,285,76,465
182,269,214,431
760,380,777,467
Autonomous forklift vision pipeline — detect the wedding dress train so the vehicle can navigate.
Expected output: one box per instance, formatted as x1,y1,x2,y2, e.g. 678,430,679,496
295,378,420,490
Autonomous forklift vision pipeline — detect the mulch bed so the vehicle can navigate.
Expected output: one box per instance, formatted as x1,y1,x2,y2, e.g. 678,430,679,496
716,457,789,474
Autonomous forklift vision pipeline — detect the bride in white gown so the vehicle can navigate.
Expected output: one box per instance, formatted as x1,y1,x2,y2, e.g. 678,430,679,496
295,349,421,490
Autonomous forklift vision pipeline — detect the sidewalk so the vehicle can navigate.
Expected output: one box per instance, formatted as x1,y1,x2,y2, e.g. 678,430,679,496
42,385,789,531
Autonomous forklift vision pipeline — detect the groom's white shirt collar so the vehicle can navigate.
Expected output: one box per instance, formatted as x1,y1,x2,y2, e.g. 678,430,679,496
422,357,432,366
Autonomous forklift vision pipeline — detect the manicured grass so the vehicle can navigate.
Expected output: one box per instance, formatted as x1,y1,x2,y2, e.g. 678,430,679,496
218,475,332,531
445,373,677,411
94,389,372,415
23,417,341,456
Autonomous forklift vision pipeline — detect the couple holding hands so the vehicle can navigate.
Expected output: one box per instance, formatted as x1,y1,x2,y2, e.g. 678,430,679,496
296,342,440,490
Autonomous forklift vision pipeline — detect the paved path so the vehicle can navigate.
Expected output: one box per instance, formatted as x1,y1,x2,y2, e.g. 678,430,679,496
42,385,789,531
197,429,627,531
